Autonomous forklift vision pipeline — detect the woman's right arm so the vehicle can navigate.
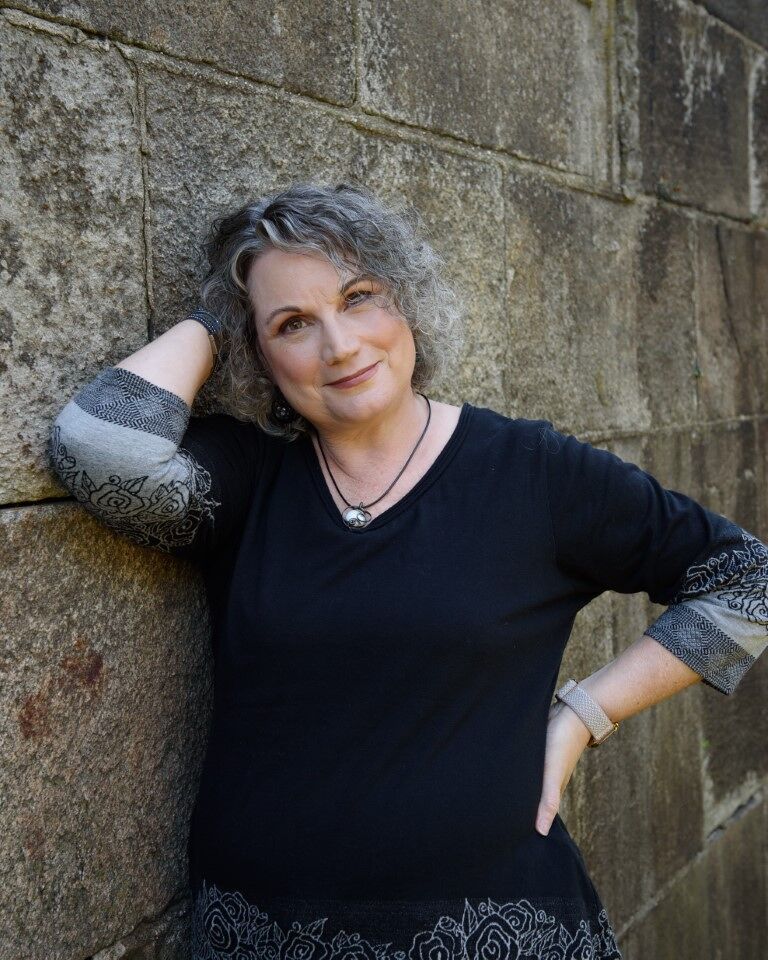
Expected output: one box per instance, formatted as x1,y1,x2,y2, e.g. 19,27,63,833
47,319,263,564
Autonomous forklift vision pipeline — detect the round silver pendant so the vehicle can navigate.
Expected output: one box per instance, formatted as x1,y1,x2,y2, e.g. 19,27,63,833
342,505,372,529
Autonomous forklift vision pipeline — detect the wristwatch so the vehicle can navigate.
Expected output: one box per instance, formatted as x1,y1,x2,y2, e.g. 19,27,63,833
554,678,620,748
187,306,223,367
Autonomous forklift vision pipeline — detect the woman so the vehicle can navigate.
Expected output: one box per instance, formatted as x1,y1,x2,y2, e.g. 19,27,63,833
48,181,768,959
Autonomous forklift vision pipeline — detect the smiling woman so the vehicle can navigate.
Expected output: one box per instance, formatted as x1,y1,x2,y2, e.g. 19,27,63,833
47,181,768,960
198,181,466,441
245,247,424,455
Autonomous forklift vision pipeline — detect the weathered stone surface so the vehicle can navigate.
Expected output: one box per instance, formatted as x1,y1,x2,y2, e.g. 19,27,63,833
505,169,662,434
2,2,766,956
694,221,767,419
632,0,750,217
89,893,191,959
359,0,612,181
694,0,768,48
753,53,768,222
0,503,213,958
685,421,768,827
636,205,697,426
139,63,506,411
20,0,355,104
620,798,767,960
0,14,147,505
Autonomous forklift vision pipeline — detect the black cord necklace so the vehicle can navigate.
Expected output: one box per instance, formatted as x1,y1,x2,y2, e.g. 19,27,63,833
313,392,432,529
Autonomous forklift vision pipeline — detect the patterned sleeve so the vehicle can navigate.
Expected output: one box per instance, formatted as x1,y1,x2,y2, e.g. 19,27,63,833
539,420,768,696
47,365,264,566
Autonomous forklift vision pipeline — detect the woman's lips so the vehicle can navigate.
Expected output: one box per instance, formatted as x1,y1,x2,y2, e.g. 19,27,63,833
327,361,380,388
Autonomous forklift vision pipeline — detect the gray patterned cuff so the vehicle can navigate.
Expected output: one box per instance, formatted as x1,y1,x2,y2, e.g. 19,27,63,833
646,527,768,695
73,366,191,445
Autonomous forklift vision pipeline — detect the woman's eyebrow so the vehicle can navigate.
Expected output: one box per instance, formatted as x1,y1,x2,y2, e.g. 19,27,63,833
263,274,376,327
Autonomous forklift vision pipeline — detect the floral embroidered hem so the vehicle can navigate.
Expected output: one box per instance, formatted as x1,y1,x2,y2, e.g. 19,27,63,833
190,879,624,960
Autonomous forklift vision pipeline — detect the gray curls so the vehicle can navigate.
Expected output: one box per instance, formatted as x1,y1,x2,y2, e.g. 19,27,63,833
198,180,466,440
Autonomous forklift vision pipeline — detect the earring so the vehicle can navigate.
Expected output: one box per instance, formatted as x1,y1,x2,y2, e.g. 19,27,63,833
270,387,298,424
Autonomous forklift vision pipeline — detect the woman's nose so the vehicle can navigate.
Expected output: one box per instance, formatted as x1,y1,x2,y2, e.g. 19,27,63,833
320,312,358,364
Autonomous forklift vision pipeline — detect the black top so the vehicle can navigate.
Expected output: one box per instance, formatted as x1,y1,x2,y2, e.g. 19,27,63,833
50,368,768,960
168,400,743,960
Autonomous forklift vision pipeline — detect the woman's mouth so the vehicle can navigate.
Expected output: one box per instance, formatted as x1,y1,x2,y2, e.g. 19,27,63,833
326,361,380,388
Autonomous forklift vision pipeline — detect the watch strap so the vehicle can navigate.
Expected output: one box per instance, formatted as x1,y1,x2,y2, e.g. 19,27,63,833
554,678,619,747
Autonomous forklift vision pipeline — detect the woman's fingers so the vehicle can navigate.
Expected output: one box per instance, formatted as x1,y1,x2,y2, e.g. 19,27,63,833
535,706,591,836
535,786,561,836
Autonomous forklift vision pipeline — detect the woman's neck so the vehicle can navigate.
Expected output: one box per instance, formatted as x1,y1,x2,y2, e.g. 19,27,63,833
309,391,430,485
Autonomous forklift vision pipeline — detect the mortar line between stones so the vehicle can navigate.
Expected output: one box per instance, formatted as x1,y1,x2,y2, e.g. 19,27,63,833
691,216,702,423
614,779,767,940
548,412,767,447
704,784,766,844
116,50,155,342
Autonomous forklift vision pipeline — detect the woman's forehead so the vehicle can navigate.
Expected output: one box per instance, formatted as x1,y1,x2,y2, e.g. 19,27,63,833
247,250,368,325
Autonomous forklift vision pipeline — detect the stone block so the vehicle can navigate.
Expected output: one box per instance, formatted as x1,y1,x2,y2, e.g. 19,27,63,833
636,205,697,427
621,798,767,959
632,0,750,218
504,169,647,434
689,418,760,548
695,221,767,420
360,0,612,181
0,503,213,956
0,14,147,505
21,0,355,104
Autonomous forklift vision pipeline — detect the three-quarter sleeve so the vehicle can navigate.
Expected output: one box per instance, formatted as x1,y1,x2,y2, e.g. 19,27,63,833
539,420,768,696
47,366,264,565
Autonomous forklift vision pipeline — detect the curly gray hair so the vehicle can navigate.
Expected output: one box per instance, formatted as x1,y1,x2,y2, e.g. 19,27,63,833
199,180,466,440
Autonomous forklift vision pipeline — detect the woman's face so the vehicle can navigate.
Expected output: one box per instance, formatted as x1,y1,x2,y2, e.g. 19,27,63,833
247,248,417,432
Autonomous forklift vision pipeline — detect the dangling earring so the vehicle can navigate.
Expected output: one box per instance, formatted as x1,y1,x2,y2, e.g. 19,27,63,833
270,387,298,424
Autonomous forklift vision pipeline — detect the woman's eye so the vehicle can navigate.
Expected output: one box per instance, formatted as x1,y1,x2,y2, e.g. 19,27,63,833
346,289,373,306
280,317,306,334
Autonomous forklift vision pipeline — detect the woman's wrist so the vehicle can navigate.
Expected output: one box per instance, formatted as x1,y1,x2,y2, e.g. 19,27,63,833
112,318,216,409
551,699,594,747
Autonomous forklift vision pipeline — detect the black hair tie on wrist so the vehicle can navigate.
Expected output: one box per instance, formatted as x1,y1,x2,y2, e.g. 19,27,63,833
186,307,223,367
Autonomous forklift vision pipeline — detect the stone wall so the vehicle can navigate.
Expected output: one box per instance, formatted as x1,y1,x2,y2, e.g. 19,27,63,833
2,1,766,957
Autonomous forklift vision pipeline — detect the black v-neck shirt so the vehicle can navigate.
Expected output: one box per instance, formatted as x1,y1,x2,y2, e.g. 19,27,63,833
168,399,734,958
186,402,591,894
51,366,766,959
302,401,473,532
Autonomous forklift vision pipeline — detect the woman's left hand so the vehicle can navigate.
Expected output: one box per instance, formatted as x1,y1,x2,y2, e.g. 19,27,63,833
535,700,593,836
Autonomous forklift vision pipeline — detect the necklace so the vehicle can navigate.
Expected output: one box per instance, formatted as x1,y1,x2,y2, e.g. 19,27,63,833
313,393,432,529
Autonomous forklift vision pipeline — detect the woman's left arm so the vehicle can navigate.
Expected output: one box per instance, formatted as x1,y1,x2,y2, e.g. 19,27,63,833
536,633,709,836
533,420,768,835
